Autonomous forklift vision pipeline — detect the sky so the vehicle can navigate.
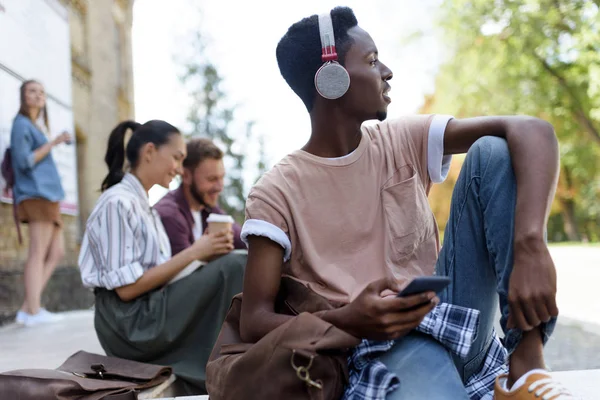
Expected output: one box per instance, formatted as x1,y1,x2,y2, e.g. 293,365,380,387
132,0,447,202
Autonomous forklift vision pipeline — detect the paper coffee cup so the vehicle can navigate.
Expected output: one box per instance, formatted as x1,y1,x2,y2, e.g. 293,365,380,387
206,213,234,233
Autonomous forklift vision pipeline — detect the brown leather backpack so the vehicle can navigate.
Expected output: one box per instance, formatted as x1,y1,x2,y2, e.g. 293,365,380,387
0,351,172,400
1,148,22,244
206,277,361,400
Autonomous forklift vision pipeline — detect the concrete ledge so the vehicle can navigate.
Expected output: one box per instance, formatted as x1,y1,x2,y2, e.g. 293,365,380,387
153,370,599,399
551,369,598,398
138,375,177,399
1,311,597,399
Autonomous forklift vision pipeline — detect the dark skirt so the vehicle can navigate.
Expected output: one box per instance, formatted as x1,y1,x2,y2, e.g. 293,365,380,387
93,251,246,394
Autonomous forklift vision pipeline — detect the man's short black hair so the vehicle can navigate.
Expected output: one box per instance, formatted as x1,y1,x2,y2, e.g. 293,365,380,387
276,7,358,111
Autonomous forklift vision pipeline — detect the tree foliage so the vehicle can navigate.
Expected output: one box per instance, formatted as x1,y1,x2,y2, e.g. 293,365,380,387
179,32,264,223
427,0,600,241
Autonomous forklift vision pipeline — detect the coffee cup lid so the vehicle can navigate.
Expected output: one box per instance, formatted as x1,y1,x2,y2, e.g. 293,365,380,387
206,213,234,224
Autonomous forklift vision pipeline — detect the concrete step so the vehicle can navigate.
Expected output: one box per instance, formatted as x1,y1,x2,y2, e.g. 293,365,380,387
138,374,177,399
155,397,208,400
550,369,599,398
153,370,599,399
1,311,597,398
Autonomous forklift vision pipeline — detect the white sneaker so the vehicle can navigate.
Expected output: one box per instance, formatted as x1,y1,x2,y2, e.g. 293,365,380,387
18,309,62,327
15,310,28,325
39,308,63,321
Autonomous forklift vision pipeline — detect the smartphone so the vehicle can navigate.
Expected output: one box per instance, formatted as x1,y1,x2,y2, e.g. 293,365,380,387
397,276,451,298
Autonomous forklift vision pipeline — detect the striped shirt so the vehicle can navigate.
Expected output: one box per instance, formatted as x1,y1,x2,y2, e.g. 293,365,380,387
78,173,172,289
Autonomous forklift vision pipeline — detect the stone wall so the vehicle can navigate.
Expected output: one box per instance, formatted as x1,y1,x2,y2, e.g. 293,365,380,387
0,203,93,325
73,0,135,225
0,0,135,326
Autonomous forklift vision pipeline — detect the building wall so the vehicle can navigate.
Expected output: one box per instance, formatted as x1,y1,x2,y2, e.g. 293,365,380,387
70,0,135,224
0,0,135,323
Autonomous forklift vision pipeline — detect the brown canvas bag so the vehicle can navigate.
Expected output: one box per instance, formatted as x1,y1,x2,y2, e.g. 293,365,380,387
0,350,172,400
206,277,361,400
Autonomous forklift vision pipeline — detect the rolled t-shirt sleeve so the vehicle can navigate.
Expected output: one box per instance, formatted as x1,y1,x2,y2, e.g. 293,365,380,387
427,114,454,183
242,194,292,261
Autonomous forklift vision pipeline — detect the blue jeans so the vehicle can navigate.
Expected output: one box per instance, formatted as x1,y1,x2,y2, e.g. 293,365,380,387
381,137,557,399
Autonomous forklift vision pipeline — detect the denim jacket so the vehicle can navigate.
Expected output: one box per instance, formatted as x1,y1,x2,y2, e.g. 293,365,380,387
10,114,64,204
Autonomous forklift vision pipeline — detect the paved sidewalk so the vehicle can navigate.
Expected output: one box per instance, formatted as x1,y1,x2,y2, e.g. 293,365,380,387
0,309,102,371
1,309,599,398
551,246,600,331
1,309,599,373
0,246,598,398
153,373,600,399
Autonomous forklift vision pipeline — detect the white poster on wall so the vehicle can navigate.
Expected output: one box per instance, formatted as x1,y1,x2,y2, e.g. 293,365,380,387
0,0,78,215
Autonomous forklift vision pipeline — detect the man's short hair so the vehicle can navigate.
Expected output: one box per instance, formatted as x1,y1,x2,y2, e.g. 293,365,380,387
183,138,224,170
276,6,358,112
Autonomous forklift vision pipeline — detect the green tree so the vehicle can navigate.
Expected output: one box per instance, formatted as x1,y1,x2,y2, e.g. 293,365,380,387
428,0,600,241
179,31,257,223
255,134,269,183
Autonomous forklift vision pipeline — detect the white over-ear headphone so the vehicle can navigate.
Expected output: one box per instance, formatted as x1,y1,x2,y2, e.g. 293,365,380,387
314,13,350,100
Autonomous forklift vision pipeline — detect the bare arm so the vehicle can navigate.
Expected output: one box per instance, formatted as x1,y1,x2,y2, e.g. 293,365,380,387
10,122,69,172
240,236,438,342
115,230,232,302
239,236,293,342
31,141,55,164
115,245,198,302
444,116,560,330
32,133,70,164
444,116,559,242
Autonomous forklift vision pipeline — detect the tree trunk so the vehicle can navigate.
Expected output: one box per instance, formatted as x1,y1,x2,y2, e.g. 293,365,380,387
559,198,581,241
533,53,600,146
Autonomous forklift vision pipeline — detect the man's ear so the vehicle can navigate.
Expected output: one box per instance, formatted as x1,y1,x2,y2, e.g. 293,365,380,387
182,167,193,186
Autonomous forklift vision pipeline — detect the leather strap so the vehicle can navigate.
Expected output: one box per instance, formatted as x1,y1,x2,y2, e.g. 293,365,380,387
12,198,22,244
103,389,137,400
308,384,325,400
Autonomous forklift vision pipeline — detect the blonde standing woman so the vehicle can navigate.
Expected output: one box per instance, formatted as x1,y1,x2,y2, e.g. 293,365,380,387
10,80,71,326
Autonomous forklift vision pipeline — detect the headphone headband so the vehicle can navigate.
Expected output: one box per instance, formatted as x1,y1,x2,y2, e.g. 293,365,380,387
318,13,338,62
314,11,350,100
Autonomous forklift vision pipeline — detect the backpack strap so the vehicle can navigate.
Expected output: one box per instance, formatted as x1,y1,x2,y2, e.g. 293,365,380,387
2,149,22,245
13,199,22,245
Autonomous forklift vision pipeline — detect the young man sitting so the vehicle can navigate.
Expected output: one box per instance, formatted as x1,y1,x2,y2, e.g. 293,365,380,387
155,138,245,255
238,6,576,400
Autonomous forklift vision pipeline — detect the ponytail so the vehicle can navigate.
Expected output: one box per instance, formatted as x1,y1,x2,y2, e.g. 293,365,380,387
101,119,180,192
101,120,141,191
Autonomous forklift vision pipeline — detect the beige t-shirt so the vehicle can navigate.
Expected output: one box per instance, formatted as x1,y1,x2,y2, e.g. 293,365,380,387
242,115,453,304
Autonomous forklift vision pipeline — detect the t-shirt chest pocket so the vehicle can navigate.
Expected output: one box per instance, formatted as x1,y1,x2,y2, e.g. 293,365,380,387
381,164,433,263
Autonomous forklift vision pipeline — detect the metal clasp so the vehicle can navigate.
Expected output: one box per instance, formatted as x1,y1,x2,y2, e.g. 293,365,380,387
290,350,323,389
91,363,106,379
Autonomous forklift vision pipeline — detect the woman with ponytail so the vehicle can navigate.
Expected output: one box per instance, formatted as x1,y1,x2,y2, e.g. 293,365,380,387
78,120,246,395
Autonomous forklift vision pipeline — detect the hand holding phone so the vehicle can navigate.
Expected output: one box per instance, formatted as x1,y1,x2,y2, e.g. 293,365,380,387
397,276,451,298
